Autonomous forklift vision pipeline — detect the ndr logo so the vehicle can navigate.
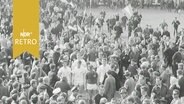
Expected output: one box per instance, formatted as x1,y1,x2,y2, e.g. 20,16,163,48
20,29,32,37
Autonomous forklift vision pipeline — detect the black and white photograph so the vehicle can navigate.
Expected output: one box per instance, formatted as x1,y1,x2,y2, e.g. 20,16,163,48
0,0,184,104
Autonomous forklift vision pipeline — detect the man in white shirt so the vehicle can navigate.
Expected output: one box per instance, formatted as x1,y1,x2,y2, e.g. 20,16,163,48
97,58,111,84
57,60,72,85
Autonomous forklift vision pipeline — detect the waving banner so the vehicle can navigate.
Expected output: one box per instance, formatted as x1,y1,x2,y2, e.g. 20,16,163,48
13,0,39,58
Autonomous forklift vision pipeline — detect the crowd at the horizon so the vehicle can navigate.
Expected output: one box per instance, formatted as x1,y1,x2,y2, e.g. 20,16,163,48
1,0,184,104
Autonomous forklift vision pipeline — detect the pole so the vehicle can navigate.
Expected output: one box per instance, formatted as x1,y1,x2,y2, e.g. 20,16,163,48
90,0,92,13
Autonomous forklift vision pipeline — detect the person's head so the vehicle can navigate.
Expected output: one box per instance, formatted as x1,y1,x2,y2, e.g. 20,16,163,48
78,100,86,104
1,63,6,69
61,76,67,82
110,98,116,104
130,59,136,65
124,71,131,79
57,93,66,104
38,77,43,84
142,99,151,104
19,100,27,104
141,86,148,96
125,48,129,54
43,76,49,85
178,63,184,70
175,17,177,20
77,52,82,59
13,82,19,90
127,96,135,104
150,55,155,62
139,75,146,85
107,70,112,77
159,98,167,104
169,42,175,49
99,97,107,104
102,58,107,66
63,60,68,67
88,64,93,71
120,87,127,98
31,94,38,104
111,64,118,72
5,97,12,104
12,94,18,101
1,96,7,103
30,79,37,88
177,69,183,78
172,89,180,99
155,77,162,86
179,44,184,52
98,85,105,95
50,64,56,72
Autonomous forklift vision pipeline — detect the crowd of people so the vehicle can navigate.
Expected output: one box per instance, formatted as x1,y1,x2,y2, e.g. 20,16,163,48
68,0,184,11
1,0,184,104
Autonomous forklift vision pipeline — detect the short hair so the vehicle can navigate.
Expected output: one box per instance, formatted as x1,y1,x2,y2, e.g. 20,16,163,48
31,94,38,104
142,99,151,104
43,76,49,84
173,89,180,95
50,64,56,69
19,100,27,104
127,96,135,103
13,82,19,89
38,77,43,83
30,79,37,86
100,97,107,104
141,86,148,92
78,100,86,104
107,70,112,75
177,69,183,75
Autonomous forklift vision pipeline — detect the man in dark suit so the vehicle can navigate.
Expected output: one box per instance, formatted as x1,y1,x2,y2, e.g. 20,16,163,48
177,69,184,97
152,77,169,100
172,44,184,77
104,70,116,101
0,78,9,99
172,17,180,37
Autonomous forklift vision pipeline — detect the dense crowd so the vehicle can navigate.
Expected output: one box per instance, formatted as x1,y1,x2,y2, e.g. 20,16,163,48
1,0,184,104
68,0,184,11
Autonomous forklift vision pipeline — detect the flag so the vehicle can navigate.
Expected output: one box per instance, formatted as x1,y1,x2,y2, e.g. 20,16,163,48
123,5,133,18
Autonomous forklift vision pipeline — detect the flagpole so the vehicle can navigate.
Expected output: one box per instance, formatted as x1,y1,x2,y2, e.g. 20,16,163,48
90,0,92,13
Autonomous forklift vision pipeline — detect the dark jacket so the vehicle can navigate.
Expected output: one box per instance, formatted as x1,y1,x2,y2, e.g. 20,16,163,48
0,85,9,99
104,76,116,101
178,76,184,97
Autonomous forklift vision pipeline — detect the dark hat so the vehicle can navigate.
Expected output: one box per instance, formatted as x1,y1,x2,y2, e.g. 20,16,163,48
124,71,131,76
